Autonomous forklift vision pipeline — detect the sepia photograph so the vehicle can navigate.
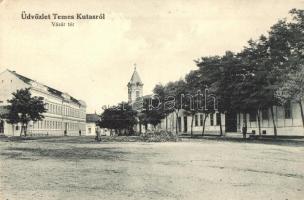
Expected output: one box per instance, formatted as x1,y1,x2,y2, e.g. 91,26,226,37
0,0,304,199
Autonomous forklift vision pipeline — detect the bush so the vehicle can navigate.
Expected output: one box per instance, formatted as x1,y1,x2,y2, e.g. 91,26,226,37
140,130,180,142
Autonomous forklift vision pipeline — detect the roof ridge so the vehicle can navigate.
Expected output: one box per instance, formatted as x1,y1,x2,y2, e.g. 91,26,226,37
7,70,84,106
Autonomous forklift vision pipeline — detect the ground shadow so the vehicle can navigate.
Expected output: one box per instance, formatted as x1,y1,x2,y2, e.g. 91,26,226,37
0,146,130,161
181,135,304,147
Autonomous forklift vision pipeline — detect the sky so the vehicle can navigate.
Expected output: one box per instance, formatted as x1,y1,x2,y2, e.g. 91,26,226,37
0,0,303,113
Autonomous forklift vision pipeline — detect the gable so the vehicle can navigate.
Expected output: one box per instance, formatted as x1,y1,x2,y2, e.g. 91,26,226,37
0,70,30,105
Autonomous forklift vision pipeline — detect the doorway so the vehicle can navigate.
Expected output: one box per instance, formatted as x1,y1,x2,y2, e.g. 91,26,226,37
183,116,187,133
0,120,4,134
225,112,237,132
64,122,68,136
178,117,181,132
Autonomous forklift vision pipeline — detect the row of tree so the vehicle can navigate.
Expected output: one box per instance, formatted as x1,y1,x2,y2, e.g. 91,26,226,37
98,9,304,136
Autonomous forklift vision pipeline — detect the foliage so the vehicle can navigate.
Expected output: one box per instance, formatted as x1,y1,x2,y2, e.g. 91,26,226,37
98,103,137,135
3,88,47,136
137,96,165,133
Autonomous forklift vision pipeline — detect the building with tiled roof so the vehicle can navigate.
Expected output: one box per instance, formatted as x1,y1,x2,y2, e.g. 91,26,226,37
0,69,86,136
85,113,105,136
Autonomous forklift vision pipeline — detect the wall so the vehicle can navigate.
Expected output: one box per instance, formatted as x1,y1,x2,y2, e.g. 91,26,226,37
0,70,29,106
0,70,86,136
160,110,225,135
238,102,304,136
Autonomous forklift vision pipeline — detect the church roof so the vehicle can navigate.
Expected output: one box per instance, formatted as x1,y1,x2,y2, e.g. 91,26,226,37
128,67,143,85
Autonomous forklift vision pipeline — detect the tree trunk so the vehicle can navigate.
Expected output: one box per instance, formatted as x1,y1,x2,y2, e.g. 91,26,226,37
139,122,142,135
299,100,304,129
190,114,194,137
20,124,23,136
24,123,28,137
165,115,168,131
219,113,223,136
257,109,261,137
242,112,247,139
175,111,179,135
270,106,277,137
202,114,208,136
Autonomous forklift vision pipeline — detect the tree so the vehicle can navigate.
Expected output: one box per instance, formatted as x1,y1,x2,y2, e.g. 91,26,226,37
276,65,304,130
267,8,304,135
184,70,206,136
196,52,243,136
153,84,171,131
139,97,165,131
4,88,47,136
238,36,277,137
163,80,187,134
98,103,137,135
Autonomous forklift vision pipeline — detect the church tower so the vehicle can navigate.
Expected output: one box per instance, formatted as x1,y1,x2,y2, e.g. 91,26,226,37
128,65,143,104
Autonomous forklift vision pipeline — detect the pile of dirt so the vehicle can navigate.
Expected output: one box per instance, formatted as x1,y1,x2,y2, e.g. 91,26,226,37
97,136,141,142
140,130,180,142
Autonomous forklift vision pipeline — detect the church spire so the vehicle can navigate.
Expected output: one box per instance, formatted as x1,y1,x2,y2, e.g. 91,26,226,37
128,64,143,85
128,64,143,103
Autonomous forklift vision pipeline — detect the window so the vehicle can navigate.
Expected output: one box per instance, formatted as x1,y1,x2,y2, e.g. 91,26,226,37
200,114,203,126
262,109,269,120
284,101,292,119
15,126,19,131
249,111,256,122
216,113,221,126
210,113,214,126
88,128,91,134
136,91,140,98
195,115,198,126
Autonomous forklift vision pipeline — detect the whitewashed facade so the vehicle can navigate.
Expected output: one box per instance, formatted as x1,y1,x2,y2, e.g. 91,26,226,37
0,69,86,136
159,110,225,135
238,102,304,136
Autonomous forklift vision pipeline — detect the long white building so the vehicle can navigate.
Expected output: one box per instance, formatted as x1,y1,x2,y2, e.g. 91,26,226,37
0,69,86,136
238,102,304,136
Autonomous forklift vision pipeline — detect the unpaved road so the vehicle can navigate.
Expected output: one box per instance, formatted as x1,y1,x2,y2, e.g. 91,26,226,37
0,137,303,200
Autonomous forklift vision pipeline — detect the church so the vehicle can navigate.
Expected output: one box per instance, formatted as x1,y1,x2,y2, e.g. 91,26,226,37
127,67,304,136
